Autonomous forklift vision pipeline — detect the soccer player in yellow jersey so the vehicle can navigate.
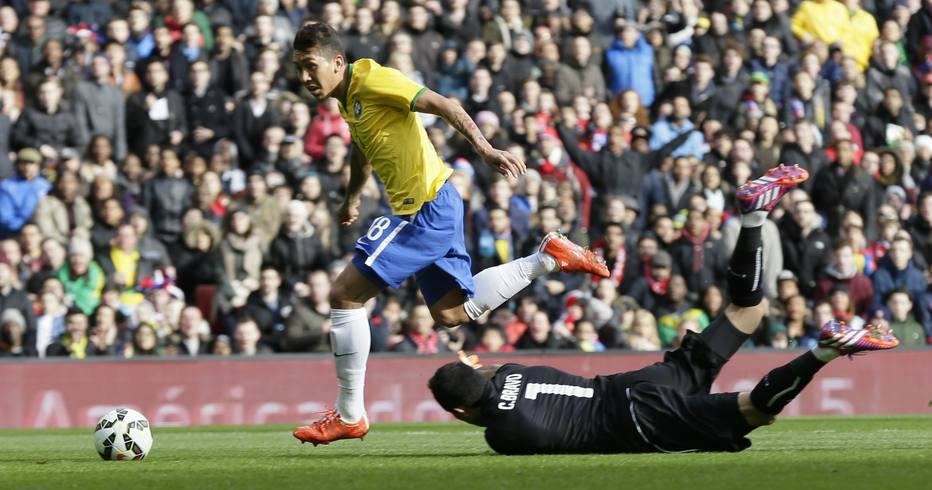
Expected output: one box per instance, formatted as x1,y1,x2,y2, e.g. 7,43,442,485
290,22,609,445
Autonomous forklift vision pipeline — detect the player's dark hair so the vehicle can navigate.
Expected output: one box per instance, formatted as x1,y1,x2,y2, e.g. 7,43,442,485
428,362,488,412
292,22,344,58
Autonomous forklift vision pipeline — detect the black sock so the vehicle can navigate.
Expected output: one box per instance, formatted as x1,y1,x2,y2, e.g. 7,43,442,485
727,225,763,307
749,351,827,415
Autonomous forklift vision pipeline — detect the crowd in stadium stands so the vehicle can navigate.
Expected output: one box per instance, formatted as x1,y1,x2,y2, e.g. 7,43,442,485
0,0,931,359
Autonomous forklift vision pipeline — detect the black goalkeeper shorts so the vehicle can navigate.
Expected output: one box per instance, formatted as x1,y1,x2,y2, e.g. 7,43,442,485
607,314,755,453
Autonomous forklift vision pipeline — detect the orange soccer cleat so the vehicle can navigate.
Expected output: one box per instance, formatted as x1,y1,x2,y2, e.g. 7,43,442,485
293,409,369,446
539,231,610,278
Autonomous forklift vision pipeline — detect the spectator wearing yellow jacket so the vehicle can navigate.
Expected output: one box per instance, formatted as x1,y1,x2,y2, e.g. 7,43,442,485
839,0,879,71
792,0,878,71
791,0,848,46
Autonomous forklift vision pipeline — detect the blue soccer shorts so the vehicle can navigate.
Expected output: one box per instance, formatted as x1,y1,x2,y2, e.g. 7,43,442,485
351,181,475,305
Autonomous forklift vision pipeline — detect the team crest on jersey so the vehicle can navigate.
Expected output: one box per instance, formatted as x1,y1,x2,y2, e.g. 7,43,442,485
354,99,362,118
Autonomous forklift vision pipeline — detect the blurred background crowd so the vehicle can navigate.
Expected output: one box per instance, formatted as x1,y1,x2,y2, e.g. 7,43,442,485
0,0,931,359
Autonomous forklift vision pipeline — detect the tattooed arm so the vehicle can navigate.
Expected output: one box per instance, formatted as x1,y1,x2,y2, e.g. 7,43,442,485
414,89,526,180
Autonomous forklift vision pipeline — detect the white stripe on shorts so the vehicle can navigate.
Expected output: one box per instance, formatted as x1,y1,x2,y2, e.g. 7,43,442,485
365,221,409,267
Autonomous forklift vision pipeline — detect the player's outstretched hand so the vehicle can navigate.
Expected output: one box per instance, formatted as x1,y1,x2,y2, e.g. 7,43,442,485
338,200,361,227
483,148,526,181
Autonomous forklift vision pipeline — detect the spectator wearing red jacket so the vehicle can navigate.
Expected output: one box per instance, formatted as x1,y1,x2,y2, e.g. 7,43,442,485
303,97,349,161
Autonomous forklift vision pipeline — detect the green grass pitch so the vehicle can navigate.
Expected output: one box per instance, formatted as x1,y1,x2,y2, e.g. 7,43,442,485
1,417,930,490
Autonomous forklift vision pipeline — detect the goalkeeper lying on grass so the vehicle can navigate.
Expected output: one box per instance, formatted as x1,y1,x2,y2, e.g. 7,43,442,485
429,166,899,454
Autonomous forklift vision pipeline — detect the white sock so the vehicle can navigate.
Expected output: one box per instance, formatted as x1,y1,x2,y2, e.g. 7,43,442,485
741,211,767,227
330,308,371,423
812,347,840,363
463,252,558,320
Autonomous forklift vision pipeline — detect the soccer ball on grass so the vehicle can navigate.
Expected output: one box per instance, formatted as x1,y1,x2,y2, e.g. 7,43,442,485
93,408,153,461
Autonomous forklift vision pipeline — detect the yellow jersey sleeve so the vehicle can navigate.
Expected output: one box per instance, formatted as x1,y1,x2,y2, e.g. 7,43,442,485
359,63,428,113
340,59,451,216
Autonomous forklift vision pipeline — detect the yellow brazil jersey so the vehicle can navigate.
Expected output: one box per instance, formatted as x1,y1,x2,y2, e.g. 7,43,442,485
336,59,452,216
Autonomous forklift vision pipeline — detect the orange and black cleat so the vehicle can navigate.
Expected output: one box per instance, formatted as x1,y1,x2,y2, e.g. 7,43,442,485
539,231,610,278
293,409,369,446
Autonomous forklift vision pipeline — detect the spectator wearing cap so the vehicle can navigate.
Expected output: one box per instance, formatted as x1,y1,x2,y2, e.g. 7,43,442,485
781,70,827,133
141,146,194,245
605,20,654,106
0,305,33,357
185,59,229,158
865,41,917,112
0,147,49,238
267,200,324,287
872,236,927,314
126,60,187,157
780,199,831,296
811,138,878,238
33,170,92,244
73,55,127,161
814,240,874,315
57,238,104,315
736,71,779,130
